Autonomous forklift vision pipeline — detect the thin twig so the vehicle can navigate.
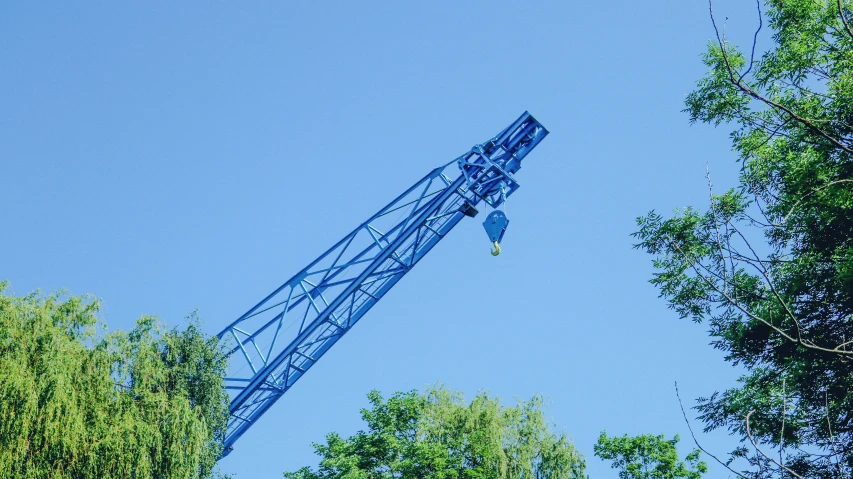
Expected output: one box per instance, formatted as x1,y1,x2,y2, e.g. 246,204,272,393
706,163,729,294
745,410,803,478
738,0,763,82
780,378,786,474
826,389,846,479
675,382,751,479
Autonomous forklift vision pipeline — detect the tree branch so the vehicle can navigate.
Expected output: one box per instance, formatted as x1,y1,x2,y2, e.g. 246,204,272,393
666,235,853,357
726,223,806,341
675,382,751,479
706,163,730,293
738,0,763,82
780,179,853,225
780,378,786,474
825,389,847,479
709,0,853,155
745,410,803,479
839,0,853,42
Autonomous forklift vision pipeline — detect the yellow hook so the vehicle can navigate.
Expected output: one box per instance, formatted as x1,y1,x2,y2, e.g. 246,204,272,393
490,240,501,256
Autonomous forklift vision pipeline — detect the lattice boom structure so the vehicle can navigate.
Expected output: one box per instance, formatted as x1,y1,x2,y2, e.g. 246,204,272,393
218,112,548,455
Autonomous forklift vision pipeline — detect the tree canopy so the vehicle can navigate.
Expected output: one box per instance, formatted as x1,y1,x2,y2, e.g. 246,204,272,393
0,282,230,479
634,1,853,477
594,433,707,479
283,386,585,479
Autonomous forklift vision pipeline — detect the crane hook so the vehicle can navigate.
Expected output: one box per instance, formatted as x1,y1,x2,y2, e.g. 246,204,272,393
483,210,509,257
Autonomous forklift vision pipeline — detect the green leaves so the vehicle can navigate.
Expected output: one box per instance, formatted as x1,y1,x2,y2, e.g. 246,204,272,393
594,433,707,479
284,386,585,479
685,43,749,126
636,1,853,477
0,286,230,479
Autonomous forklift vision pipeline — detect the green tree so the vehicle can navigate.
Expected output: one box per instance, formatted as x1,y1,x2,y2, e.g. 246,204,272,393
634,1,853,477
594,433,707,479
283,386,585,479
0,282,231,479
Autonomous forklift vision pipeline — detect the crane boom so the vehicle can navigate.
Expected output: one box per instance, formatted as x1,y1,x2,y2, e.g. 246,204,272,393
218,112,548,455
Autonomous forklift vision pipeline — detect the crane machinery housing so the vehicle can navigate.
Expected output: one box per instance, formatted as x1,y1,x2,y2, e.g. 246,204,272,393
217,112,548,456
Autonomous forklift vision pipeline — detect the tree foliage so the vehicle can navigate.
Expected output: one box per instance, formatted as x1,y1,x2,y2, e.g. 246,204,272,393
283,386,585,479
594,433,707,479
634,1,853,477
0,282,230,479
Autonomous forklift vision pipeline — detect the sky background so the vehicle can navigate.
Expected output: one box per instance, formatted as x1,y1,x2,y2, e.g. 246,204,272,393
1,1,767,477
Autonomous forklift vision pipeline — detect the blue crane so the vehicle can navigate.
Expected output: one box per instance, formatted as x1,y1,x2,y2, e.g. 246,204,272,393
217,112,548,456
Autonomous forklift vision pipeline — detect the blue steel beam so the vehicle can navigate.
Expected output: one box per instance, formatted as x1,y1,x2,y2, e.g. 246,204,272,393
217,112,548,456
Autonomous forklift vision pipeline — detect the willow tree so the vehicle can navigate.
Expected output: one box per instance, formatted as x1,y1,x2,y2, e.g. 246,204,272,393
634,1,853,478
0,282,230,479
284,386,585,479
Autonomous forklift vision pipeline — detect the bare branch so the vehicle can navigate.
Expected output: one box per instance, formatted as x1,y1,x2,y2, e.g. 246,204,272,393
745,410,803,479
738,0,763,82
675,382,751,479
780,378,786,473
706,163,730,293
726,223,806,341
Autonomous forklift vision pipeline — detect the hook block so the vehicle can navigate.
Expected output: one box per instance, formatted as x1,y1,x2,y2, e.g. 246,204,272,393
483,210,509,244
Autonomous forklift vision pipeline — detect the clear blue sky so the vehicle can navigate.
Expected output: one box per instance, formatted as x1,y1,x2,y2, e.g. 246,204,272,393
2,1,765,477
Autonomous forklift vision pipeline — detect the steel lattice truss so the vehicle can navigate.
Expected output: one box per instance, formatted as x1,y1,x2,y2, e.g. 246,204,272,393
217,112,548,455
